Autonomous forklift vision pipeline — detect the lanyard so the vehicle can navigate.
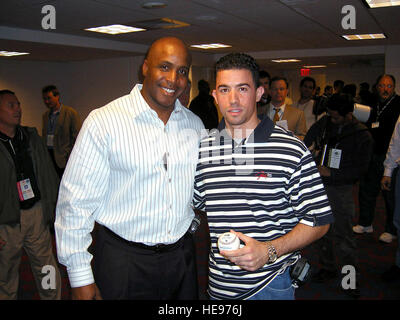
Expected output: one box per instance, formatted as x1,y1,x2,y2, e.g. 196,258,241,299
376,95,395,120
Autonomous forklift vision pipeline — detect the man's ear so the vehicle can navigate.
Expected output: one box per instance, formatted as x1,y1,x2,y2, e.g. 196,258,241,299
142,59,148,77
256,86,264,102
212,89,218,103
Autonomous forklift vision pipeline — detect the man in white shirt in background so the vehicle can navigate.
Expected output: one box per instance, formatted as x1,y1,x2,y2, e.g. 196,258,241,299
55,37,205,300
292,77,318,131
381,115,400,281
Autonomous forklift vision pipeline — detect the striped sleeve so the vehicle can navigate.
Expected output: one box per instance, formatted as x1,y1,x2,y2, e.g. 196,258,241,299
289,149,334,226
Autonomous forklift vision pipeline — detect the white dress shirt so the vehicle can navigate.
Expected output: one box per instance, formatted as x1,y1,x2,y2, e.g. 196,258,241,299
293,99,316,130
55,84,205,288
384,115,400,177
268,103,286,121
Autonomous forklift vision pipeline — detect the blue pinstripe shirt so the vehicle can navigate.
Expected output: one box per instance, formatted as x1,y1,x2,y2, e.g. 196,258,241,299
55,84,205,288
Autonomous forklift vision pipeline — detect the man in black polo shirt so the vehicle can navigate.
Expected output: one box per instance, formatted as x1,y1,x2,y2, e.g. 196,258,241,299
0,90,61,299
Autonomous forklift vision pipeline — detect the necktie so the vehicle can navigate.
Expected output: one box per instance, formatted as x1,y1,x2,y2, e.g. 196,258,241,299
273,108,280,123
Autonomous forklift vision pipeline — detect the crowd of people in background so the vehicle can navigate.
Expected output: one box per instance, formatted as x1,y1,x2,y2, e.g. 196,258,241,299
0,36,399,300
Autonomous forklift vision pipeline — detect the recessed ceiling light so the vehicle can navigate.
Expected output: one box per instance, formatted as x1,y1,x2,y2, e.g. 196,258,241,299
303,65,327,68
364,0,400,8
141,1,167,9
271,59,301,63
342,33,386,40
190,43,232,49
196,15,217,21
84,24,146,35
0,51,30,57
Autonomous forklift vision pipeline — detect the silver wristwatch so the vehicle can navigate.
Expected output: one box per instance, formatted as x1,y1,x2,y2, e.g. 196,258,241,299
266,243,278,264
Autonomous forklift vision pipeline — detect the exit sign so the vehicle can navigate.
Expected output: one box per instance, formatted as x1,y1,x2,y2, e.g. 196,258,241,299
301,68,310,76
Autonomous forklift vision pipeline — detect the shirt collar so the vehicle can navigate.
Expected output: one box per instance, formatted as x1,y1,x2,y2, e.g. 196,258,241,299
216,115,275,143
270,103,286,112
49,105,62,117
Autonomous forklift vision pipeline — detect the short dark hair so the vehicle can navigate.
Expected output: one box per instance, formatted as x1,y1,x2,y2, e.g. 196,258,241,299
259,70,271,81
333,80,344,89
342,84,357,98
0,89,16,104
376,74,396,87
198,79,210,92
326,93,354,117
215,53,260,87
300,76,316,89
270,76,289,89
42,85,59,96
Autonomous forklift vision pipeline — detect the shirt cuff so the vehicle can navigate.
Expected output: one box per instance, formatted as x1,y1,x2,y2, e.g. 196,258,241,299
67,266,95,288
384,167,393,177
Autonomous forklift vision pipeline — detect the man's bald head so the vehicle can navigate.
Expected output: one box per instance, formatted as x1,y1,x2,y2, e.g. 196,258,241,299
145,37,192,66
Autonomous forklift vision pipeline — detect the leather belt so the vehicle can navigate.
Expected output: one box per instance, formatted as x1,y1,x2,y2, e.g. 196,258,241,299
103,226,188,253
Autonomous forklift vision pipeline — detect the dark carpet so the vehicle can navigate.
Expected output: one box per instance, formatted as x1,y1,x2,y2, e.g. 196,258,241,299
16,185,400,300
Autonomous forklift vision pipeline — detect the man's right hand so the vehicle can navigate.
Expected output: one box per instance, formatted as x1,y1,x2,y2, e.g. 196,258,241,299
381,176,391,191
72,283,103,300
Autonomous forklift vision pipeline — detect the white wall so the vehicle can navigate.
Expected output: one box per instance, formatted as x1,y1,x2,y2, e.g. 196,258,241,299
0,60,72,131
0,55,144,133
385,45,400,86
1,45,395,133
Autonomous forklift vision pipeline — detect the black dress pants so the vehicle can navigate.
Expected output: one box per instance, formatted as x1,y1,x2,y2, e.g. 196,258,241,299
93,225,199,300
358,154,396,234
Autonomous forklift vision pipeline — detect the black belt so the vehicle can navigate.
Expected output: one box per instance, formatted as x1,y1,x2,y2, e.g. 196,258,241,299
103,226,189,253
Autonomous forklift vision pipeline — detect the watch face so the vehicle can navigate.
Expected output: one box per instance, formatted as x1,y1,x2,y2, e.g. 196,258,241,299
268,245,277,263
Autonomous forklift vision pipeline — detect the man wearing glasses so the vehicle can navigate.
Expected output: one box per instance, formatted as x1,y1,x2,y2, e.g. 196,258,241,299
354,75,400,244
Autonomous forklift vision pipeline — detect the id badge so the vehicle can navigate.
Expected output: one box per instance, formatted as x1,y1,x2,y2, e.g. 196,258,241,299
371,122,379,129
17,178,35,201
328,148,342,169
47,134,54,147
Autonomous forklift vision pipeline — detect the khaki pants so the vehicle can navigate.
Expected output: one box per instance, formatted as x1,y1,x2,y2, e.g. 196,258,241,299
0,202,61,300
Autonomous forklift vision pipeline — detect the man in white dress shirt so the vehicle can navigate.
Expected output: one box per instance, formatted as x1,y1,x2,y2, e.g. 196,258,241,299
55,37,204,300
292,77,318,131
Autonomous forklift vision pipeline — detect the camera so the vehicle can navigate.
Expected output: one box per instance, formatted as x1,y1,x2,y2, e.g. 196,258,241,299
290,257,311,287
188,213,201,234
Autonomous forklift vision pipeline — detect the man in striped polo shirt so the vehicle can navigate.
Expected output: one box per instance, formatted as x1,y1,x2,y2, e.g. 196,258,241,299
193,53,334,300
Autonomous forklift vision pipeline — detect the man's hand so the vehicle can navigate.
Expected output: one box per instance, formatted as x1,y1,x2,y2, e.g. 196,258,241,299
0,236,6,251
381,176,391,191
72,283,103,300
317,165,331,177
219,230,269,271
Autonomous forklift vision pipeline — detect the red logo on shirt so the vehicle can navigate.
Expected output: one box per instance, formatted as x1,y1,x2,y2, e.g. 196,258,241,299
256,171,272,180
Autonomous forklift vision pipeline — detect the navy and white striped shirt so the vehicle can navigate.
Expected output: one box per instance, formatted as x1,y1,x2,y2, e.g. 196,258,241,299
55,84,204,288
193,116,333,300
